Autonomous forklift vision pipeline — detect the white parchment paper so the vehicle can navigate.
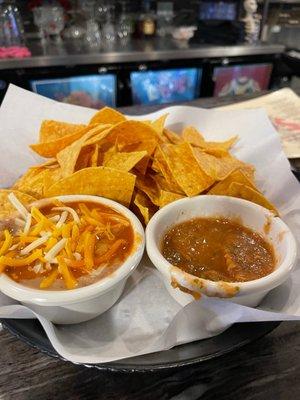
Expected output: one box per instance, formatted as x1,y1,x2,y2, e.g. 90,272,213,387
0,85,299,364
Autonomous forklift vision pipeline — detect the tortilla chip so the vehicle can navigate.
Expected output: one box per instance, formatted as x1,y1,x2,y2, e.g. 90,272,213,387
120,139,158,175
160,143,215,196
151,114,168,135
13,167,49,198
90,144,99,167
163,128,183,144
151,157,161,173
30,128,88,158
75,145,95,171
82,125,112,147
226,182,278,215
192,148,219,179
57,127,109,178
159,190,184,208
45,167,136,206
153,147,183,193
193,148,250,181
106,120,160,147
198,136,238,152
89,107,126,125
93,121,160,175
0,189,36,217
39,120,86,143
182,125,238,152
182,126,205,146
153,174,184,195
104,150,147,172
133,191,157,225
209,169,257,195
42,167,62,195
32,159,58,169
135,174,160,206
203,148,229,157
238,163,255,181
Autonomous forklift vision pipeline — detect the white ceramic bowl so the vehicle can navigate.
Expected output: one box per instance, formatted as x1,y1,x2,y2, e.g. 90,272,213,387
146,195,297,308
0,195,145,324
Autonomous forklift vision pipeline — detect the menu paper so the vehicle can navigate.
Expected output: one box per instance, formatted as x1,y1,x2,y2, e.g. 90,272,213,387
0,85,299,364
217,88,300,159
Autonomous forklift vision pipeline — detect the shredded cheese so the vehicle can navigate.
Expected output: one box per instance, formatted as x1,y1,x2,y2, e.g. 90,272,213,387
45,262,52,271
23,213,32,235
8,193,29,219
84,232,95,269
0,230,13,256
40,268,59,289
74,252,82,261
15,218,25,227
49,215,60,223
44,238,67,262
20,234,51,256
30,220,46,236
57,256,77,289
0,249,43,267
56,211,68,228
8,244,19,251
33,263,43,274
53,207,80,223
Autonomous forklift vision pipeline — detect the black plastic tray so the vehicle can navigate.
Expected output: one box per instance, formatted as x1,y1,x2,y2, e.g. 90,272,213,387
2,318,280,372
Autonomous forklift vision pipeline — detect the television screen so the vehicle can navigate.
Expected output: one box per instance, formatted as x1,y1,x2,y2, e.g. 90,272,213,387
199,1,237,21
130,68,202,105
213,64,273,97
30,74,117,108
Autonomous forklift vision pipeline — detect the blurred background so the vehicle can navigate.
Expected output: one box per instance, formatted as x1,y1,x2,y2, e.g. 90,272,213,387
0,0,299,108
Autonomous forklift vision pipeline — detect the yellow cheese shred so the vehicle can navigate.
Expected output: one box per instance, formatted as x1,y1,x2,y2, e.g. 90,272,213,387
65,238,74,260
44,237,57,252
40,268,59,289
57,256,77,289
62,222,73,238
84,232,95,269
30,220,46,236
0,230,13,256
31,207,55,228
0,249,43,267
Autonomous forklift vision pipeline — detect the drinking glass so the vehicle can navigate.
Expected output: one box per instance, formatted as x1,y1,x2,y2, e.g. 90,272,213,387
0,3,25,46
102,5,116,43
118,1,133,41
33,6,46,41
44,6,65,40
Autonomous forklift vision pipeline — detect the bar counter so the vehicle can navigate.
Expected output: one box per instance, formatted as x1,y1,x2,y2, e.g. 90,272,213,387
0,37,285,71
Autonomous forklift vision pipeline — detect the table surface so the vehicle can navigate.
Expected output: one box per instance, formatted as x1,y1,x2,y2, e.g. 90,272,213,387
0,38,285,71
1,94,300,400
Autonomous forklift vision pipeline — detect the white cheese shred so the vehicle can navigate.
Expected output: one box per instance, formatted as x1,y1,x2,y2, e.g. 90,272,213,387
8,193,29,219
74,252,82,261
23,213,32,235
45,262,52,271
33,263,43,274
56,211,68,228
44,238,67,262
53,207,80,223
20,234,51,255
49,215,60,223
9,244,19,251
15,218,25,227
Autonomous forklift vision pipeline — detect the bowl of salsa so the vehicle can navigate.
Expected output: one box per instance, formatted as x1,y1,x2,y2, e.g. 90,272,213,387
0,194,145,324
146,195,297,307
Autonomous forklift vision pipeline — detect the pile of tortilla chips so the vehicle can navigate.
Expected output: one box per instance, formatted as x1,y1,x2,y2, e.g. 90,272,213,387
2,106,277,224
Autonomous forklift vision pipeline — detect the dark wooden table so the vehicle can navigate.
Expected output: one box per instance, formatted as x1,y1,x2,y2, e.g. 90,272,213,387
1,94,300,400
